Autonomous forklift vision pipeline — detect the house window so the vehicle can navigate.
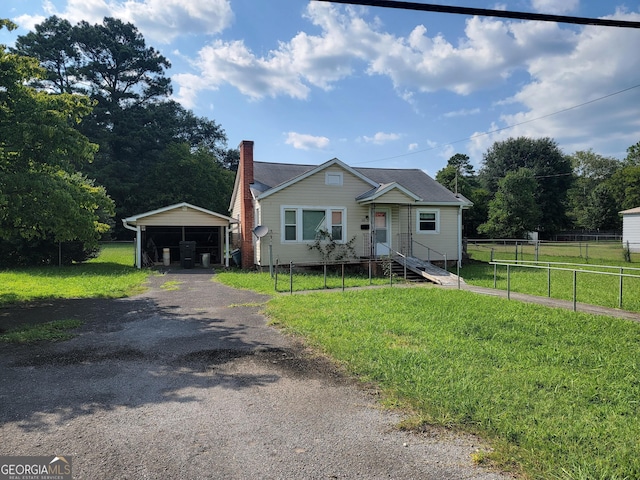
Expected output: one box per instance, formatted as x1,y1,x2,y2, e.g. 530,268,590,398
331,210,343,241
302,210,326,240
282,207,347,243
417,209,439,233
325,172,343,186
284,209,297,241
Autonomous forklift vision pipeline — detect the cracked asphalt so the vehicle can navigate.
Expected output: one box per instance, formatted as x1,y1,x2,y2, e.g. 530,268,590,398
0,269,512,479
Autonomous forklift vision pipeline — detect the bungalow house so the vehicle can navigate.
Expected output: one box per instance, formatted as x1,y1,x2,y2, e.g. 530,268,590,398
229,140,472,270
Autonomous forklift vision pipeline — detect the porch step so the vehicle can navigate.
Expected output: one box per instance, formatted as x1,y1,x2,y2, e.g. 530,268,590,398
392,256,465,286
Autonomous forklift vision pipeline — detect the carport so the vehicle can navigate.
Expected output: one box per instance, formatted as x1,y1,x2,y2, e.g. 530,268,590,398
122,202,237,269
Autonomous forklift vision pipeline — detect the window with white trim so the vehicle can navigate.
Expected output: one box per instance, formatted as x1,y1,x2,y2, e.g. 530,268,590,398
417,209,439,233
284,209,297,241
281,207,347,243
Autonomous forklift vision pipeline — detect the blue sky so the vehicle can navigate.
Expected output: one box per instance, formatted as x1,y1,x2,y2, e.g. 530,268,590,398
2,0,640,175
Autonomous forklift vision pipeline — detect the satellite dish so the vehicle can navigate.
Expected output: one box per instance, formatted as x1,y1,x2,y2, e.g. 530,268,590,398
253,225,269,238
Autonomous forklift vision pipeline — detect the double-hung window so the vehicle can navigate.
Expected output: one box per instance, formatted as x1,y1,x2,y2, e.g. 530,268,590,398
282,207,346,243
417,209,439,233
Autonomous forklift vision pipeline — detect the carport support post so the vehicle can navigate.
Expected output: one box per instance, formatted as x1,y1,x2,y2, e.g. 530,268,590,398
225,226,230,268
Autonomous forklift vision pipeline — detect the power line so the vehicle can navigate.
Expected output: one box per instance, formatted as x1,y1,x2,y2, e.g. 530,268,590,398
352,82,640,166
314,0,640,29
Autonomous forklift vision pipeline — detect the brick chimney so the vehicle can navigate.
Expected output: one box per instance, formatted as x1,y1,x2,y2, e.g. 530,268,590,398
239,140,255,269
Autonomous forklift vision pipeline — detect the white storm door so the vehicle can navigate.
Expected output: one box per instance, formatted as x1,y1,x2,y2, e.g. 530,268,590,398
374,210,390,256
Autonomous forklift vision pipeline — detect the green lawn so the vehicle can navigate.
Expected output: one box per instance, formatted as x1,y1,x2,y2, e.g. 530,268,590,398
262,287,640,480
0,243,150,306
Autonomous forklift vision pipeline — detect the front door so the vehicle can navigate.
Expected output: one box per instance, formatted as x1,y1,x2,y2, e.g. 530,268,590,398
374,209,390,256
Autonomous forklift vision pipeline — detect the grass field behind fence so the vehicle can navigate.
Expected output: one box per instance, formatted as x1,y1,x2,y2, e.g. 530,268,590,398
0,243,148,306
466,241,639,265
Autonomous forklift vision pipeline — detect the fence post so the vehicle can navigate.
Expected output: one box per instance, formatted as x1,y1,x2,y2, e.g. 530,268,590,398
507,264,511,300
491,248,494,263
275,258,279,291
585,243,589,262
404,257,407,280
515,242,518,262
535,241,539,262
547,263,551,297
369,258,372,285
289,261,293,294
457,260,460,290
324,262,327,289
619,267,624,309
573,270,577,311
493,263,497,289
342,262,345,292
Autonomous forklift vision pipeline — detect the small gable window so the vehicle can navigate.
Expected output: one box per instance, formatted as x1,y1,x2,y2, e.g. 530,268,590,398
325,172,343,186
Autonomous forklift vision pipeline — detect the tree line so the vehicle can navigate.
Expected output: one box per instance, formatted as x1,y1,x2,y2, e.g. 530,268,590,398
436,137,640,239
1,17,238,266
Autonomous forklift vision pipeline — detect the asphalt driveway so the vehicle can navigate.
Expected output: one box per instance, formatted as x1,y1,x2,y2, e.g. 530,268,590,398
0,270,510,479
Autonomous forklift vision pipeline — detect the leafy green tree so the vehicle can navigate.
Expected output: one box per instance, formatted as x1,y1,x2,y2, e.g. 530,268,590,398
608,142,640,212
567,150,621,231
14,17,237,237
143,143,235,214
478,168,541,238
435,153,487,236
479,137,573,235
12,16,78,94
0,21,114,264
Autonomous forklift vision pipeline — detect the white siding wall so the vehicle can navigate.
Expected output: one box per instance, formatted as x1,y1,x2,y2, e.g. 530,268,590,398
623,213,640,253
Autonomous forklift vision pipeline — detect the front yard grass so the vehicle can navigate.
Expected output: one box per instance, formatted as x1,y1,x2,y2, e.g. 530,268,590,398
0,243,150,307
262,287,640,480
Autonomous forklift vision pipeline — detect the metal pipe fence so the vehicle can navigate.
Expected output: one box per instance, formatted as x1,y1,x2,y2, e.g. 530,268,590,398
490,260,640,311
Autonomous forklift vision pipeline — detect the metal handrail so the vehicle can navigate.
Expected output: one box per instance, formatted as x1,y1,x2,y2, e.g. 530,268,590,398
489,259,640,273
412,239,447,270
489,260,640,310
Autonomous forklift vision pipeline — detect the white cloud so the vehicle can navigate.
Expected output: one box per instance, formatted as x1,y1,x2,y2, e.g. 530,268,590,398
13,14,47,32
176,1,579,104
17,0,233,43
285,132,330,150
444,108,481,118
360,132,402,145
530,0,579,15
469,11,640,161
408,143,418,151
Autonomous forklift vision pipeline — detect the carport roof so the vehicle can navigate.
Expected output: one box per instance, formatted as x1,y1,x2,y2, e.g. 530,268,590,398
123,202,237,226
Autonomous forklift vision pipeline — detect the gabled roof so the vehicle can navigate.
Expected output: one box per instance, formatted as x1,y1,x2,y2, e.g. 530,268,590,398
356,182,422,203
620,207,640,215
251,160,471,206
124,202,237,225
254,158,378,199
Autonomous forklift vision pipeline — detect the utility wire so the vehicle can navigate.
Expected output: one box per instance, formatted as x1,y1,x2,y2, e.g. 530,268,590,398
352,83,640,166
314,0,640,29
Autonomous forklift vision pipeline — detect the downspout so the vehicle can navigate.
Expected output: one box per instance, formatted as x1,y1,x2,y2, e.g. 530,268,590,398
122,219,142,269
457,205,463,269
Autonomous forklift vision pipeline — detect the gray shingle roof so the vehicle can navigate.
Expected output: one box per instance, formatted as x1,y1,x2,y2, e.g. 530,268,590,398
252,160,470,205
